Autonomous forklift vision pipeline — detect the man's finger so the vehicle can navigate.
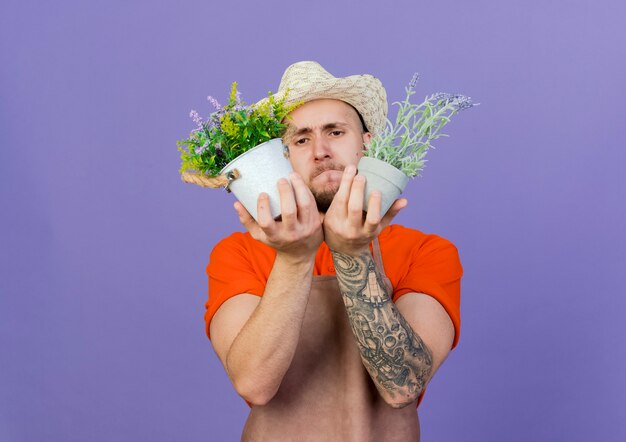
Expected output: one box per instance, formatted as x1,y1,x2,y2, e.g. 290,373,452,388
290,172,315,222
332,164,357,207
379,198,408,231
277,178,297,230
347,174,366,225
363,190,383,235
256,192,277,235
234,201,264,240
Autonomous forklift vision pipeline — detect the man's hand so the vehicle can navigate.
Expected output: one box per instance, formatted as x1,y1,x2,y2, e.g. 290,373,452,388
235,172,323,261
323,165,407,256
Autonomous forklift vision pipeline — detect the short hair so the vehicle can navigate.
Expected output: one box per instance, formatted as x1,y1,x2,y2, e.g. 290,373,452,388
347,103,368,134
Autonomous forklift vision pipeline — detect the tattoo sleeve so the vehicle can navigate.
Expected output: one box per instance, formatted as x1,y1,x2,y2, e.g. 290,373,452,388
332,250,433,406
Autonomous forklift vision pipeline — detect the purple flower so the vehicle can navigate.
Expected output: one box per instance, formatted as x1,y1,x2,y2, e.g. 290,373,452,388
232,104,247,112
209,112,222,130
408,72,420,90
428,92,451,103
445,94,474,111
194,140,209,155
428,93,474,111
450,95,474,111
189,110,203,128
207,96,222,111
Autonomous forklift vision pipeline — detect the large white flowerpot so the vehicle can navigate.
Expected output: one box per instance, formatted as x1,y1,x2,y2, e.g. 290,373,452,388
357,157,409,216
220,138,292,221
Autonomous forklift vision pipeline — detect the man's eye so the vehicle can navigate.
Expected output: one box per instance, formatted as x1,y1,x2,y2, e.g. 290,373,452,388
330,130,343,136
295,138,308,145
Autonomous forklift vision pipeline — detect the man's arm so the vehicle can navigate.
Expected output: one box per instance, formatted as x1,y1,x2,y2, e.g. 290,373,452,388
210,173,323,406
331,250,454,408
323,165,454,408
211,252,315,406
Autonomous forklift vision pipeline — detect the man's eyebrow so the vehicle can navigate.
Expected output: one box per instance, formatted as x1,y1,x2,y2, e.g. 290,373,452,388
285,122,349,140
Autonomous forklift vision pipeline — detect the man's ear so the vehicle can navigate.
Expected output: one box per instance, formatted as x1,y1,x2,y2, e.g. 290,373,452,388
362,132,372,149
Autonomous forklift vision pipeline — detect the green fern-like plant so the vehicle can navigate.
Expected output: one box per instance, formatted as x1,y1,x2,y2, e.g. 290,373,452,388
364,73,477,178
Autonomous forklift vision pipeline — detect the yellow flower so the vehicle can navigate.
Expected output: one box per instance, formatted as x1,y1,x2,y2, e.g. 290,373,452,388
220,114,239,138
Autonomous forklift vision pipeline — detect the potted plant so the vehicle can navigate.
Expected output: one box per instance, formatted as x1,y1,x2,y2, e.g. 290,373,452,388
359,73,477,215
178,82,301,220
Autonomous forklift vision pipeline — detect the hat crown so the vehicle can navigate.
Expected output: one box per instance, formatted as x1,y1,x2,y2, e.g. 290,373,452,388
278,61,335,91
257,60,388,137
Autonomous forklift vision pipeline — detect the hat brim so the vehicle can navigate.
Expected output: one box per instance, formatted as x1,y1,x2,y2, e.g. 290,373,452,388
256,73,387,137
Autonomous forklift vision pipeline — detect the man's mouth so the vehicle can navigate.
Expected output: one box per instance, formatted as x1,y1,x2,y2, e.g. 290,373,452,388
316,169,339,177
312,164,344,179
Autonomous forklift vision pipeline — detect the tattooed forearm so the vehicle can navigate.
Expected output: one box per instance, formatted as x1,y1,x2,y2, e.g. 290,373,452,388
332,251,433,406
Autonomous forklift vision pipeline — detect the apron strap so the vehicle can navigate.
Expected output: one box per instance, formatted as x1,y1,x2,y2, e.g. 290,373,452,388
371,236,393,294
372,236,384,269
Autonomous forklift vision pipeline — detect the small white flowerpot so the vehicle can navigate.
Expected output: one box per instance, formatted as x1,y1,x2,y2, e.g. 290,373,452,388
220,138,292,221
357,157,409,216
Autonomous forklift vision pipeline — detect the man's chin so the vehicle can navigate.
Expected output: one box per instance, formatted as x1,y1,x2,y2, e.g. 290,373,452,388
312,188,337,213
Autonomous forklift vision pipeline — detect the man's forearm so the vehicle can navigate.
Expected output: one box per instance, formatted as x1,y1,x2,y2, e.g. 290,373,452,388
225,252,314,405
331,250,433,408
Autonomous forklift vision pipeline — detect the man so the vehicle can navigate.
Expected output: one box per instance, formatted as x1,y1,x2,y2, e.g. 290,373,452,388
205,61,463,441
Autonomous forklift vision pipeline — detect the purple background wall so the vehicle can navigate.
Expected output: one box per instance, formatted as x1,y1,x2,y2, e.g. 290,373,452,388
1,0,625,440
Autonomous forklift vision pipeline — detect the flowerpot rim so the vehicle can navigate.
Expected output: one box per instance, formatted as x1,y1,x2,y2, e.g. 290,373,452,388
358,156,410,187
358,156,408,174
219,138,285,174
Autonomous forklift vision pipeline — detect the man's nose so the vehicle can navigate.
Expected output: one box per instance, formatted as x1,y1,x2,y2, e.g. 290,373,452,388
313,136,332,161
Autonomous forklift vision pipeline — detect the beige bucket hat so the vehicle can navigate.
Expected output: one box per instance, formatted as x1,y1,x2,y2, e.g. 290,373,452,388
256,61,388,137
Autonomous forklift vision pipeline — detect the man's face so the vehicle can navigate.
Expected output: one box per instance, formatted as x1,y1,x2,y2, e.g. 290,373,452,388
283,99,372,212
